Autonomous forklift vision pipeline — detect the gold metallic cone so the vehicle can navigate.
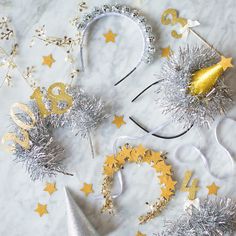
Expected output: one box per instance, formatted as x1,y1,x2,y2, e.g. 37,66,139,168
189,63,224,96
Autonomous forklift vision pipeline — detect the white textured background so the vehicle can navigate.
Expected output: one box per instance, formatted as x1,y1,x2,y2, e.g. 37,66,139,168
0,0,236,235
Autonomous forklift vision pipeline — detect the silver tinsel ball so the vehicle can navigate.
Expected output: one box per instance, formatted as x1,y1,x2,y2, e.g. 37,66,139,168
156,46,232,127
158,198,236,236
11,86,108,181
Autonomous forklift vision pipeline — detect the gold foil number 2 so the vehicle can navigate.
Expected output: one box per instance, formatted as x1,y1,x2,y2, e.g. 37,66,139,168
161,8,187,39
2,103,36,152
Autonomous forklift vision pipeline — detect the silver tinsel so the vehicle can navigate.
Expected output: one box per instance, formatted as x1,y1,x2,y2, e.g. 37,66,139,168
11,86,108,181
158,198,236,236
156,46,232,127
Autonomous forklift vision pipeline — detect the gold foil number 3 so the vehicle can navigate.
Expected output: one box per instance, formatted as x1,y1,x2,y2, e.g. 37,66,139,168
2,103,36,153
161,8,187,39
30,82,73,117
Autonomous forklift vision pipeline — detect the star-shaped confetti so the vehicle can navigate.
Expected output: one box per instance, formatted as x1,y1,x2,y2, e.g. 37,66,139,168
112,115,126,128
35,203,48,217
207,182,220,195
103,30,117,43
136,231,146,236
80,183,94,197
219,56,234,71
44,182,57,195
161,46,173,59
105,155,118,167
42,54,55,68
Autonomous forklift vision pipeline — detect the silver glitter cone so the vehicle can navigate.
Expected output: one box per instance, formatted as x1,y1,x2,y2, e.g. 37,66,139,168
64,187,100,236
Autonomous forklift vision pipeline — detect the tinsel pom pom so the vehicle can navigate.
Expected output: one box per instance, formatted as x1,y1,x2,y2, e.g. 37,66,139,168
156,45,232,127
11,86,109,181
158,198,236,236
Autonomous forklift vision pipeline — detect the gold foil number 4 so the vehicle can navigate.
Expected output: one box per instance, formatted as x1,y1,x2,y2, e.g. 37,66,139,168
161,8,187,39
181,170,199,200
30,82,73,117
2,103,36,153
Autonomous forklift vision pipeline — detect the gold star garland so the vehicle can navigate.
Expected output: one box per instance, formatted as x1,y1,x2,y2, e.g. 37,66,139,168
101,144,176,224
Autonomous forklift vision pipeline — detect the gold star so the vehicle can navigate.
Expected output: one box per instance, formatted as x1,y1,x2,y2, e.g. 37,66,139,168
153,161,172,175
42,54,55,68
103,30,117,43
136,231,146,236
80,183,94,197
161,187,174,200
160,175,177,190
219,56,234,71
112,115,126,128
34,203,48,217
207,182,220,195
44,182,57,195
103,165,115,176
161,46,172,59
105,155,118,167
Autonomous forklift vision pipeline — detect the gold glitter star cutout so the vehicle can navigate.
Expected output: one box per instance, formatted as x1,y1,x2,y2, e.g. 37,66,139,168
207,182,220,195
34,203,48,217
103,30,117,43
44,182,57,196
42,54,55,68
161,187,174,200
161,46,173,59
80,183,94,197
219,56,234,71
112,115,126,128
136,231,146,236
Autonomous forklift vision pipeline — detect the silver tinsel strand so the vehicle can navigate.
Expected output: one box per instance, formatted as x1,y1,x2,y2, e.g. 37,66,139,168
158,198,236,236
11,86,108,181
156,46,232,127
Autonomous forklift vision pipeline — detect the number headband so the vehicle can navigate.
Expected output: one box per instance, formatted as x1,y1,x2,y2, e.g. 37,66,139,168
77,4,156,86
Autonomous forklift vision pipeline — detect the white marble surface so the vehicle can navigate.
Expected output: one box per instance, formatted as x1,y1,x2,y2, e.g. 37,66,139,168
0,0,236,235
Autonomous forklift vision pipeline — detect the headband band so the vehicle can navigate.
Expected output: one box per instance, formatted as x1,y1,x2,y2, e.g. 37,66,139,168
77,4,156,86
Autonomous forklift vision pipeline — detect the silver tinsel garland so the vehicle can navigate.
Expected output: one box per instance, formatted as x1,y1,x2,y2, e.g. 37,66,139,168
158,198,236,236
156,46,232,127
11,86,108,181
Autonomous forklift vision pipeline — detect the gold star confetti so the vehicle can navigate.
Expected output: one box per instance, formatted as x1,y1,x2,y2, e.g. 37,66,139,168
219,56,234,71
153,161,172,175
136,231,146,236
103,30,117,43
160,175,177,190
161,46,173,59
80,183,94,197
44,182,57,195
207,182,220,195
112,115,126,128
34,203,48,217
42,54,55,68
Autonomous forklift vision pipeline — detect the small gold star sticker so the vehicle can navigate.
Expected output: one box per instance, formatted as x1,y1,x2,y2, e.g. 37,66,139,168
136,231,146,236
161,46,173,59
207,182,220,195
112,115,126,128
44,182,57,195
42,54,55,68
35,203,48,217
80,183,94,197
219,56,234,71
103,30,117,43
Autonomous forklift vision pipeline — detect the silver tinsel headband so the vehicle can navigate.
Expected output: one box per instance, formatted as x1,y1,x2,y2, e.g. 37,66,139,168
9,86,109,181
158,198,236,236
77,4,156,86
